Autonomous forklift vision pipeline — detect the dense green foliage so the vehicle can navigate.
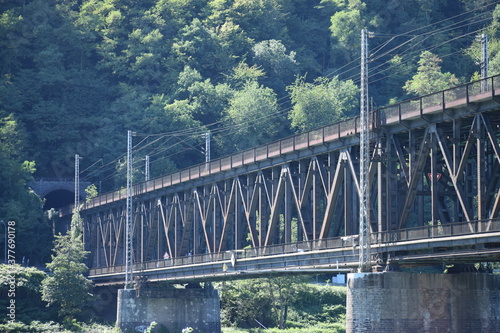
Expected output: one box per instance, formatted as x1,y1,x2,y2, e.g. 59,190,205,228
1,0,499,185
288,76,358,131
0,114,52,265
41,233,93,321
0,264,57,324
219,276,346,330
0,320,119,333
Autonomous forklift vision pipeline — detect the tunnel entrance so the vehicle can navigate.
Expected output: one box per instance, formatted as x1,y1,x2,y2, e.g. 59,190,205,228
43,189,74,210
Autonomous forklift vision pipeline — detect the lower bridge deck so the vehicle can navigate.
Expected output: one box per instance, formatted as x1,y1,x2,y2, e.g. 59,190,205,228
88,219,500,285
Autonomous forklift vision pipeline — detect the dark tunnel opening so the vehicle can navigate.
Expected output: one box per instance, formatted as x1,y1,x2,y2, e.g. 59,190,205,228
43,189,75,210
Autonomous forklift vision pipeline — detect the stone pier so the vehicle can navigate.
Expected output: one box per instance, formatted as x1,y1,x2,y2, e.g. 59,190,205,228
117,285,220,332
346,272,500,333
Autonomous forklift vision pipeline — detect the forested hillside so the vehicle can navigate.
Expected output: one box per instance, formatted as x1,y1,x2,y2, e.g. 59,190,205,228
1,0,500,263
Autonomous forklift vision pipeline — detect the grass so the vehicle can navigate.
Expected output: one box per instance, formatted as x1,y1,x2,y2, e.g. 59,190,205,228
222,323,346,333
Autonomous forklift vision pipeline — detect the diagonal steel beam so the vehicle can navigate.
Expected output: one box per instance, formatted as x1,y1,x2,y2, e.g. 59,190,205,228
456,116,478,178
264,166,287,247
434,128,473,223
218,179,238,252
392,135,410,185
319,152,346,239
481,114,500,164
399,127,431,228
284,166,309,243
237,176,259,248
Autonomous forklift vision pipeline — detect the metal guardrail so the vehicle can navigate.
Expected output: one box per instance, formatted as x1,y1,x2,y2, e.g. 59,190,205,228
70,75,500,216
89,218,500,277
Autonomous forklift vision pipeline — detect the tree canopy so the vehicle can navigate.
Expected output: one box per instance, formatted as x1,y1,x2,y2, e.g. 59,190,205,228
288,76,358,132
41,233,93,320
403,51,460,96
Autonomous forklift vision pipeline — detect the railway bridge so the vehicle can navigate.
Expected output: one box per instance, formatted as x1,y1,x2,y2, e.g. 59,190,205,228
71,76,500,332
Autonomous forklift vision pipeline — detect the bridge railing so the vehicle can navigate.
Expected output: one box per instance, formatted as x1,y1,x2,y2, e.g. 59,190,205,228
80,75,500,212
375,218,500,244
89,218,500,277
377,76,499,125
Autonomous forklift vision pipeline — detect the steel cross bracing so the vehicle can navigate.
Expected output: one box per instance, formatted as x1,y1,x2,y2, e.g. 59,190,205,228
81,76,500,277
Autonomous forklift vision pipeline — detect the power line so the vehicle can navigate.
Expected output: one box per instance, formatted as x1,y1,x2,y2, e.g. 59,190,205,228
330,5,495,84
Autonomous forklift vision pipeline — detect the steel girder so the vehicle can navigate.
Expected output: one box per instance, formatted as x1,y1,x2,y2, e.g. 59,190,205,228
85,151,365,267
83,112,500,269
82,88,500,270
385,113,500,231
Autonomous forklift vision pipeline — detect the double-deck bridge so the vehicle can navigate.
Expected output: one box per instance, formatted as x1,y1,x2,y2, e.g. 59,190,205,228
72,76,500,333
67,76,500,333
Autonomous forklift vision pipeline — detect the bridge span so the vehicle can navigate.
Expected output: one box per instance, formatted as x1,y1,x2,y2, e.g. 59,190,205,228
70,75,500,332
76,75,500,282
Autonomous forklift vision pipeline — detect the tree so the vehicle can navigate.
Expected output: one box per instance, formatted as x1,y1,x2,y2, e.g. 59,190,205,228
0,0,118,179
0,113,51,266
174,66,234,125
126,91,207,176
221,81,285,153
172,18,234,81
41,233,93,320
283,0,334,76
226,62,266,89
0,264,57,324
466,4,500,78
266,277,304,329
188,79,234,125
85,184,99,202
403,51,460,96
225,0,289,42
328,0,366,52
288,76,358,132
219,276,346,330
219,278,275,328
252,39,299,95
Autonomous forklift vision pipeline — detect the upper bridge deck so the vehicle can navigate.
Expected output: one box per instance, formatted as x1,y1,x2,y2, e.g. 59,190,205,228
71,75,500,214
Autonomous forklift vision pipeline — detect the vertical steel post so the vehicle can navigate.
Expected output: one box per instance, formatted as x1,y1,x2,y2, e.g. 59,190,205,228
482,34,489,92
74,154,84,241
125,130,134,289
430,127,438,229
377,140,383,238
477,117,485,226
359,29,371,272
145,155,150,181
206,132,211,163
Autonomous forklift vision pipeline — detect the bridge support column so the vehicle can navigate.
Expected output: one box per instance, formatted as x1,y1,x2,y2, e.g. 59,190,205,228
117,285,220,332
346,272,500,333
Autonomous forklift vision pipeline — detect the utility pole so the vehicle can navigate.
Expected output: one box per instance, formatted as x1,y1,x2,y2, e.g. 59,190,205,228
74,154,80,213
205,132,211,163
203,132,211,171
125,130,134,289
481,33,489,92
145,155,150,181
359,28,372,273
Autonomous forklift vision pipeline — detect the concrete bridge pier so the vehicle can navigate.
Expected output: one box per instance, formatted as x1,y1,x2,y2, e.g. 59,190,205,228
117,283,220,333
346,272,500,333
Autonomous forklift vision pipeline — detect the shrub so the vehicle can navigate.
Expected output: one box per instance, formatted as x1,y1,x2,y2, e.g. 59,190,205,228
0,264,58,324
0,320,66,333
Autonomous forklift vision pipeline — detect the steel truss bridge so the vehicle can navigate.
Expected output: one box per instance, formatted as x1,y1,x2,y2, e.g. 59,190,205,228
76,76,500,285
